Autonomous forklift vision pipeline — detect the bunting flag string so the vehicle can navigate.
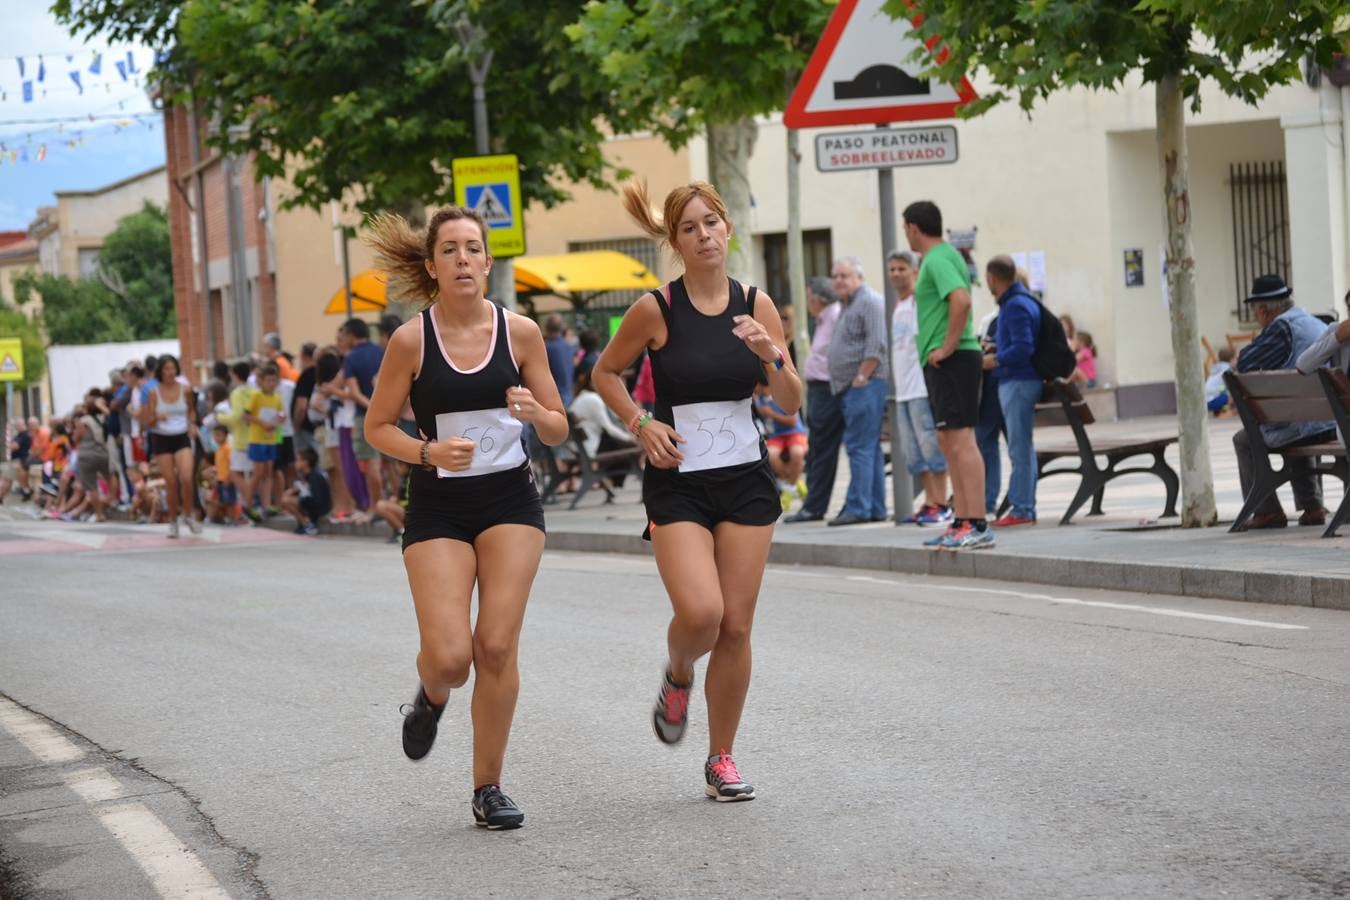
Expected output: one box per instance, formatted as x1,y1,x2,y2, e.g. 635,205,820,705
0,48,159,106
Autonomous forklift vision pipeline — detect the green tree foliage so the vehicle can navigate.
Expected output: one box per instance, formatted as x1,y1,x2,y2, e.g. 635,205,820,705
899,0,1347,115
899,0,1347,527
54,0,619,214
567,1,832,149
567,0,833,278
96,202,175,339
13,272,131,346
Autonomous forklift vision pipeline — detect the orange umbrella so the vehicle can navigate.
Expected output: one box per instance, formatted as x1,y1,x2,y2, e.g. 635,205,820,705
324,270,388,314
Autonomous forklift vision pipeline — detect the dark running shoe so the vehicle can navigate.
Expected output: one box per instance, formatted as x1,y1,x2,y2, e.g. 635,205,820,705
472,785,524,830
704,751,756,802
400,687,445,761
653,669,693,745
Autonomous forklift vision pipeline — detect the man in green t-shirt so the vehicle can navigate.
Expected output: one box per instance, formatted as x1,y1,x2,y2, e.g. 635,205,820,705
904,200,993,550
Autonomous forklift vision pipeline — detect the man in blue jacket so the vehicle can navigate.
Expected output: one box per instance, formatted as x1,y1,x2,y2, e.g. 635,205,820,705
983,255,1042,526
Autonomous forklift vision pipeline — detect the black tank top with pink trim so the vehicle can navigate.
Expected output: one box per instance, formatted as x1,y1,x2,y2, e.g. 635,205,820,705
646,276,768,484
409,302,528,490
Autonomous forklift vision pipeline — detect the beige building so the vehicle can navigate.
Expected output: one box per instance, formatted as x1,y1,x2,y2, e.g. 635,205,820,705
30,165,169,282
523,73,1350,416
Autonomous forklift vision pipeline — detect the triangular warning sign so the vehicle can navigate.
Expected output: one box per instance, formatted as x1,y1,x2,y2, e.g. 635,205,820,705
474,186,511,225
0,353,17,374
784,0,977,128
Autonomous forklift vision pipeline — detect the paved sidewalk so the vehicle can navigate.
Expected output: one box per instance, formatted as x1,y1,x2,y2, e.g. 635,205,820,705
541,414,1350,611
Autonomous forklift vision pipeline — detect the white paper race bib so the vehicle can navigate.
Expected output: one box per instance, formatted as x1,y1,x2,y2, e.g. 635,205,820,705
434,408,527,478
672,398,761,474
258,407,281,426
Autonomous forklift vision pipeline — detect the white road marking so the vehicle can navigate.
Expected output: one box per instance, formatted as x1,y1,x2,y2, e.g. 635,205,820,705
66,766,126,803
0,698,231,899
0,698,84,762
98,802,232,899
831,573,1310,631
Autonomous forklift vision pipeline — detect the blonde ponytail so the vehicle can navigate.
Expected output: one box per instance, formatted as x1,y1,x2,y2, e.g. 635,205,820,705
365,211,437,303
621,180,668,243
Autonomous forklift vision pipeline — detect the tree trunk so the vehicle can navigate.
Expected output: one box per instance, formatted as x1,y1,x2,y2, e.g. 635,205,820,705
706,117,758,282
1155,73,1217,527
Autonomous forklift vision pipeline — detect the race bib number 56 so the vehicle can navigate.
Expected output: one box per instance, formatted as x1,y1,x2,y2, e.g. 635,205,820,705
434,408,526,478
671,398,761,474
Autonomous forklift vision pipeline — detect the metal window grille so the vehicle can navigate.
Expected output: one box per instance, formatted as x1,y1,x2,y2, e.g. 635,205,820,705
566,237,661,310
1229,161,1291,323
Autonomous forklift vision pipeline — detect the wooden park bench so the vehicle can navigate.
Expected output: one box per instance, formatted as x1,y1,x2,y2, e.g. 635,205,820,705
998,380,1180,525
1224,369,1349,537
533,412,643,510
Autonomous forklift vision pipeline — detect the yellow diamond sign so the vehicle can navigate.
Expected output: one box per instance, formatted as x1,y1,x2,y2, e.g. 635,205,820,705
452,154,525,258
0,337,23,382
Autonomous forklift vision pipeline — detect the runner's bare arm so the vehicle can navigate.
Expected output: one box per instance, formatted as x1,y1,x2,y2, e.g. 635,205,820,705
742,287,803,415
594,293,683,465
364,321,430,465
507,313,569,446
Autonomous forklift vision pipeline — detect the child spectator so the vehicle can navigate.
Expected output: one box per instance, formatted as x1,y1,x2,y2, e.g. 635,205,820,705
1205,346,1235,415
211,423,243,524
244,363,284,520
753,382,809,512
280,447,332,536
1071,330,1097,388
216,362,255,519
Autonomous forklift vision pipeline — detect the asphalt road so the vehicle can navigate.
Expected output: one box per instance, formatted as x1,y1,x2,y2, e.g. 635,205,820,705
1,519,1348,899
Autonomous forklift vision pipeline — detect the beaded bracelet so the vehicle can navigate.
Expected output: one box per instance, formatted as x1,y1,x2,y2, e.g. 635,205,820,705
419,439,432,468
629,411,653,436
763,347,786,371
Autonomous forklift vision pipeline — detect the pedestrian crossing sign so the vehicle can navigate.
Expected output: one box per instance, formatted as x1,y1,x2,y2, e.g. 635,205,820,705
0,338,23,382
453,154,525,258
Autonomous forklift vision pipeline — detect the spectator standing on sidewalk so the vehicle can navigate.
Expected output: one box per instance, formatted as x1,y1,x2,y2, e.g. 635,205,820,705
340,318,385,509
888,250,950,526
260,332,299,383
1232,274,1332,529
4,417,33,502
544,314,576,409
904,200,994,550
983,255,1041,527
825,256,889,526
784,276,845,523
291,342,320,458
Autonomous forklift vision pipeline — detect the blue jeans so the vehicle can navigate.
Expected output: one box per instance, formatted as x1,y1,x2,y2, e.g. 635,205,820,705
975,371,1003,513
840,378,888,519
800,381,844,517
998,378,1042,519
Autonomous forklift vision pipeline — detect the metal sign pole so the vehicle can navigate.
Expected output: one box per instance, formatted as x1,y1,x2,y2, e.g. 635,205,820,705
877,138,913,524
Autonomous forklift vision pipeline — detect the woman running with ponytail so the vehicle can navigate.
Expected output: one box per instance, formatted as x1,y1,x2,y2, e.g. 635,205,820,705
364,206,568,830
593,180,802,802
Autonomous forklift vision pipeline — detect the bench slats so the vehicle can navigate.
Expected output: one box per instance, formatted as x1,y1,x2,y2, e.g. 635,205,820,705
1233,371,1329,398
1246,397,1337,424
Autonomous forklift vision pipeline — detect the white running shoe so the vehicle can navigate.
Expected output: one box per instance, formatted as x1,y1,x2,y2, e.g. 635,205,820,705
186,514,203,536
167,518,179,539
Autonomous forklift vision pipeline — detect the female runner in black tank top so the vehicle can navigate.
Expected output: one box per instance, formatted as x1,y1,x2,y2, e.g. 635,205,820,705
363,207,568,831
593,181,802,802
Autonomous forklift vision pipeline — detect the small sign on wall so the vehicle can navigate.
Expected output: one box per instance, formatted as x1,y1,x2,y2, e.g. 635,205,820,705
1124,248,1144,287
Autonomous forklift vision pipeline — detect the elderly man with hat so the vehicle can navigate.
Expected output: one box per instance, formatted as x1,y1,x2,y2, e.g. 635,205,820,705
1233,273,1334,528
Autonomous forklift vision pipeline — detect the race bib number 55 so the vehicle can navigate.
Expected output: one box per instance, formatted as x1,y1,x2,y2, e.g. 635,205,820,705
434,408,526,478
671,398,761,474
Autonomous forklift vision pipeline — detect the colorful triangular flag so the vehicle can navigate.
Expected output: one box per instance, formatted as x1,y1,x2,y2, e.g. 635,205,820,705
21,81,32,103
89,52,102,75
115,59,127,81
37,56,45,82
69,71,83,94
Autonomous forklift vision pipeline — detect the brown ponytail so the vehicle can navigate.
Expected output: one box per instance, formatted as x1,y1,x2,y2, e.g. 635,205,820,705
364,206,490,306
620,179,733,261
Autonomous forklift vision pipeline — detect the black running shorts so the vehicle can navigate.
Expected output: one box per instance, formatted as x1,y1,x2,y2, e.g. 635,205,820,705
641,458,780,541
402,464,545,551
922,349,983,430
